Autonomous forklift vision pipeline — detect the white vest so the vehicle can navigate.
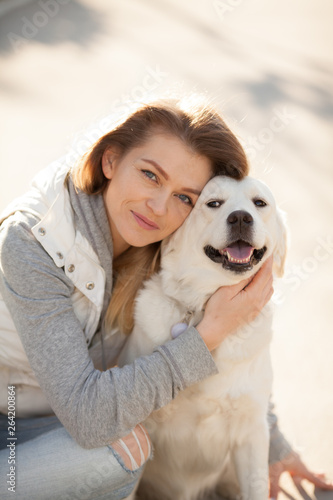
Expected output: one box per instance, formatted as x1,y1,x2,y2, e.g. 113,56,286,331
0,161,107,417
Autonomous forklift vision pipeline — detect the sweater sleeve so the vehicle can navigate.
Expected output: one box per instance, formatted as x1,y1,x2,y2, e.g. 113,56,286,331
0,214,218,449
268,396,293,464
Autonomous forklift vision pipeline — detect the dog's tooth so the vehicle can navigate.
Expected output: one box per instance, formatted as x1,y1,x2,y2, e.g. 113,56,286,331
226,253,254,264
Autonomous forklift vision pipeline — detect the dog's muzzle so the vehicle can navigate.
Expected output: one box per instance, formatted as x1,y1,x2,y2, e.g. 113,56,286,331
204,210,267,273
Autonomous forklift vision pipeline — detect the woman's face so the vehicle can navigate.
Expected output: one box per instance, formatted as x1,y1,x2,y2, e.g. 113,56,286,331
102,134,212,257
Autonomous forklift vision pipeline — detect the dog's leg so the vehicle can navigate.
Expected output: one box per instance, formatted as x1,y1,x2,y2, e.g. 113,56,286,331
216,458,241,499
232,423,269,500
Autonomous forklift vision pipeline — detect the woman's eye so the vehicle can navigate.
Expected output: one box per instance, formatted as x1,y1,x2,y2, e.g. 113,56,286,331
177,194,193,206
253,199,267,207
206,200,223,208
142,169,157,182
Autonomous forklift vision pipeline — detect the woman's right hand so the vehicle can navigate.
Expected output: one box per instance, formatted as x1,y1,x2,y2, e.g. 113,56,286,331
196,256,274,352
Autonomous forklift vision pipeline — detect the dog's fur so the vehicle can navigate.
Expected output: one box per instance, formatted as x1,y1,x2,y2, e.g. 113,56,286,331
118,176,287,500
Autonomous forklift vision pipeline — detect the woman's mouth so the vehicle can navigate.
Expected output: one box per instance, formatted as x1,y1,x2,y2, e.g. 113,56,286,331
131,211,160,230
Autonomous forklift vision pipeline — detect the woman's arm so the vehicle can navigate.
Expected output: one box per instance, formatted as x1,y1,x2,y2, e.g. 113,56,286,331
267,398,293,465
268,400,333,497
0,213,218,448
0,212,276,450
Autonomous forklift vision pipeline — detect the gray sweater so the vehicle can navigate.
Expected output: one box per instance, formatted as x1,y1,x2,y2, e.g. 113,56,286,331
0,177,292,464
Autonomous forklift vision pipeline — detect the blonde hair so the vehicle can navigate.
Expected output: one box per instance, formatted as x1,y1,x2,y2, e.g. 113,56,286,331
72,96,249,334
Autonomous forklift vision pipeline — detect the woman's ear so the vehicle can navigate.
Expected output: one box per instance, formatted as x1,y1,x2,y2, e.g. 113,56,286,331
101,148,120,179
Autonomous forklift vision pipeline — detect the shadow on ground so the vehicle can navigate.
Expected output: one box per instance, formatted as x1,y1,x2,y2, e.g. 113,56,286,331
0,0,107,54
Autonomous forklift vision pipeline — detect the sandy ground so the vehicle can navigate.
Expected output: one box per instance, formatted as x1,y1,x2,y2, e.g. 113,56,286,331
0,1,332,498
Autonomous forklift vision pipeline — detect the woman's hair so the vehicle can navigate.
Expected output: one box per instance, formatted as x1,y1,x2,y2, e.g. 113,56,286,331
72,96,249,335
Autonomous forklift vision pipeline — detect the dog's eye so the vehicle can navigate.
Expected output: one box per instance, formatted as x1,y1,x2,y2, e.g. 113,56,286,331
253,199,267,207
206,200,223,208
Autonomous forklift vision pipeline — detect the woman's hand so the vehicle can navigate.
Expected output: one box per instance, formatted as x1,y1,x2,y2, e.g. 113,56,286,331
269,450,333,498
196,256,274,351
110,423,152,471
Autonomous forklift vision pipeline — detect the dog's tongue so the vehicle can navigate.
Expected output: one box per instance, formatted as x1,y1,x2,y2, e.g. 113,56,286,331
224,241,254,260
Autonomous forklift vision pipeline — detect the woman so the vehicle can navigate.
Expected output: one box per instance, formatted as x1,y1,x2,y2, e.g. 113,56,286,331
0,97,331,499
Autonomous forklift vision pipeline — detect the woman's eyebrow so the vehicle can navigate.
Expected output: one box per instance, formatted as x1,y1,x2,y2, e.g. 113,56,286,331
141,158,201,196
141,158,169,180
181,187,201,196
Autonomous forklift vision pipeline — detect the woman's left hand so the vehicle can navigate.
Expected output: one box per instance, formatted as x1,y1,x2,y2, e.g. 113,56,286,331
269,450,333,498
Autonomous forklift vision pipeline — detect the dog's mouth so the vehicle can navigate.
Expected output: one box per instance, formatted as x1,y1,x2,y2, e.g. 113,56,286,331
204,240,267,273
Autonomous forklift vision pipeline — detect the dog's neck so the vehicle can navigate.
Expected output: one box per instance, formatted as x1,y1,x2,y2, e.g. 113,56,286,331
160,266,213,312
160,248,264,315
160,264,242,314
159,251,274,363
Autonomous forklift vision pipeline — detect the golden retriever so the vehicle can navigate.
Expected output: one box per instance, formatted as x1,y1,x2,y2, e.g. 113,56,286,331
119,175,287,500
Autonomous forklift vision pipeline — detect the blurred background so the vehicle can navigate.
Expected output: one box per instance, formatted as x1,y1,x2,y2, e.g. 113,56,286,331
0,0,332,498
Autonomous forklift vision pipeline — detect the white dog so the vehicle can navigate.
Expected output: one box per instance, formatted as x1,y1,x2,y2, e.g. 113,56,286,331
118,176,287,500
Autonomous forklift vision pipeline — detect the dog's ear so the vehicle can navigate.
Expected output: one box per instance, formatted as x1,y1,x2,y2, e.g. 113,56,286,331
161,233,178,257
273,208,288,277
161,217,190,257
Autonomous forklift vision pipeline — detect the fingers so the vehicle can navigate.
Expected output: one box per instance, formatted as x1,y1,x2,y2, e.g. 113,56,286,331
242,256,273,295
235,258,274,319
226,256,274,301
269,462,283,498
110,423,152,471
219,274,253,300
214,255,274,298
240,257,274,314
314,474,333,489
261,271,274,305
291,470,333,490
284,451,333,491
197,256,274,351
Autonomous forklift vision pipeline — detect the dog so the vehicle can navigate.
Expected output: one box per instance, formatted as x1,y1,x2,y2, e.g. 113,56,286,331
118,175,287,500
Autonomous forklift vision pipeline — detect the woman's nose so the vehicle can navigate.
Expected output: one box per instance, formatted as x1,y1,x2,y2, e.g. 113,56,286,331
146,193,168,216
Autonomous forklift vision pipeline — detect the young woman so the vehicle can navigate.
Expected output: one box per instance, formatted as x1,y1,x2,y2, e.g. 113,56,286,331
0,97,331,499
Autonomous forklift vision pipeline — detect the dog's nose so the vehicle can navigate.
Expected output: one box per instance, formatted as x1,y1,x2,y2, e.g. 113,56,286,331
227,210,253,226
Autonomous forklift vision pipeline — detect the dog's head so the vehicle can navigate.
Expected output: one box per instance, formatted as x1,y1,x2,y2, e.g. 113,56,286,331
162,176,287,290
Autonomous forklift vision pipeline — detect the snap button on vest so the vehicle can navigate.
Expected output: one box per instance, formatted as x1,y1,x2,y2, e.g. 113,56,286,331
56,252,63,259
38,227,46,236
86,282,95,290
67,264,75,273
